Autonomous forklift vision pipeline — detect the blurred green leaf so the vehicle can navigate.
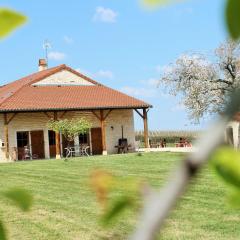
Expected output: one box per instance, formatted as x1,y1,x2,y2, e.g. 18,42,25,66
101,196,133,225
144,0,169,5
226,0,240,40
91,171,142,225
210,147,240,189
90,169,114,208
4,188,33,211
143,0,180,7
0,221,6,240
228,190,240,208
0,8,27,39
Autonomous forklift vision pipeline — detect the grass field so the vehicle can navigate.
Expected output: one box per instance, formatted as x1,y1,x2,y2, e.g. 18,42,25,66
0,152,239,240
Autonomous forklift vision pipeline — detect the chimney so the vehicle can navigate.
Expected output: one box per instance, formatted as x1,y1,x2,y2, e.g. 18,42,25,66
38,59,48,71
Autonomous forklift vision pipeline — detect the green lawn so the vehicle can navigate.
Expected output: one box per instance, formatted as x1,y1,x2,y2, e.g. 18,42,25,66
0,152,239,240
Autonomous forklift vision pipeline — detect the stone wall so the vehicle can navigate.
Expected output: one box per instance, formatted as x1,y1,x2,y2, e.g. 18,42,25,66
33,70,94,86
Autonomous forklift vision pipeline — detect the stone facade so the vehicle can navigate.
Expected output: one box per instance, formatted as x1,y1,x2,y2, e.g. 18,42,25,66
33,70,94,86
0,109,135,162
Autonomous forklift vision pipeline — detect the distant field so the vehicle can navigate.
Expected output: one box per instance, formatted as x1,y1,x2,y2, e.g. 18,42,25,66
0,153,239,240
135,130,202,146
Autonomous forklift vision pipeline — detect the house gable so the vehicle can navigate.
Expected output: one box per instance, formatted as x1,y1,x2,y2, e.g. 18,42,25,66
32,69,95,86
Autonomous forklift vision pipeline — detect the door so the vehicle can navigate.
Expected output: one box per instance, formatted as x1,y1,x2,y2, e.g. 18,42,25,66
48,130,56,158
30,130,45,159
17,131,29,160
91,128,103,155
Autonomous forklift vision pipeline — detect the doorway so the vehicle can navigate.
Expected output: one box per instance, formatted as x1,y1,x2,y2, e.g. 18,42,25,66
48,130,56,158
91,128,103,155
30,130,45,159
16,130,45,160
16,131,29,160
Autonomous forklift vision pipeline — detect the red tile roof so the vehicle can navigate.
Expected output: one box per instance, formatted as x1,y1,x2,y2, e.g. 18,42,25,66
0,65,151,112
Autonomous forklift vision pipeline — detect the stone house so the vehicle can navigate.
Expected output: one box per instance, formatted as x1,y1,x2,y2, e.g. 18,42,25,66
0,60,151,162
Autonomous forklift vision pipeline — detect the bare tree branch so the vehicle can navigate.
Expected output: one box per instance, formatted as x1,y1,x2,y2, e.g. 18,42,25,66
130,91,240,240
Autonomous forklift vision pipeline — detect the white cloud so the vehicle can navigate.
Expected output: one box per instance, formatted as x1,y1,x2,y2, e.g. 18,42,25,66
75,68,94,78
155,65,163,73
48,51,66,61
180,7,193,14
141,78,159,87
63,36,73,44
75,68,114,80
155,64,173,74
175,7,194,16
93,7,118,23
121,86,157,98
95,70,114,79
171,103,186,112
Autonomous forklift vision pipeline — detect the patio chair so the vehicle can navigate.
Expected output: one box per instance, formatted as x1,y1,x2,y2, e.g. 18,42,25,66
135,140,141,152
23,146,38,160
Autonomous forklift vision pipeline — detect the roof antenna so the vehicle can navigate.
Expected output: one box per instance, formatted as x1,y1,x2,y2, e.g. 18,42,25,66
43,39,51,66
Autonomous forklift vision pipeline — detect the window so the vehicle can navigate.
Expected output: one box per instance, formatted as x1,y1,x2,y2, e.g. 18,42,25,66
48,131,56,146
17,131,29,148
79,133,88,144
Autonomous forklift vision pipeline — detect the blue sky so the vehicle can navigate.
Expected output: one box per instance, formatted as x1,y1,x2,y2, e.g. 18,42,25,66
0,0,227,130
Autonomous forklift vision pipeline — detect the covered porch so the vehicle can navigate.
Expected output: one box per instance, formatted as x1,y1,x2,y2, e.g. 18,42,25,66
1,108,150,161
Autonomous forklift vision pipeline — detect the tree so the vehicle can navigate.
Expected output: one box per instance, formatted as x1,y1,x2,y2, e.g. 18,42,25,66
47,118,91,142
159,41,240,123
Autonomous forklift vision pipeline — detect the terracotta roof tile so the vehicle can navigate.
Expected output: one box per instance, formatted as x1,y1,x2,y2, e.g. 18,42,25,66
0,65,152,112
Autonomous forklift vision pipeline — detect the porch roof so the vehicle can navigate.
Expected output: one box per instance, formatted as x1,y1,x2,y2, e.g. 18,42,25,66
0,65,152,112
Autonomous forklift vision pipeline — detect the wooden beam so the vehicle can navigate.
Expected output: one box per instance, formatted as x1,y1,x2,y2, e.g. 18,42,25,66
100,110,107,155
43,112,52,119
59,111,67,119
143,108,149,148
91,110,101,121
134,109,144,119
54,112,61,159
103,109,112,121
6,113,17,124
3,113,9,159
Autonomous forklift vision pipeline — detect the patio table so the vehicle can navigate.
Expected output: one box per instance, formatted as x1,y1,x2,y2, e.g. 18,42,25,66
65,145,90,158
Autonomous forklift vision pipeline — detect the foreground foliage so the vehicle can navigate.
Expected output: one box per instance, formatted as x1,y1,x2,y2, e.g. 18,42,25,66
0,8,26,39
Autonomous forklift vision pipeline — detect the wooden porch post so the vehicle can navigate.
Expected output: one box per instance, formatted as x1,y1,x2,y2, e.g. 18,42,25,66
3,113,9,160
54,112,61,159
143,108,149,148
100,110,107,155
